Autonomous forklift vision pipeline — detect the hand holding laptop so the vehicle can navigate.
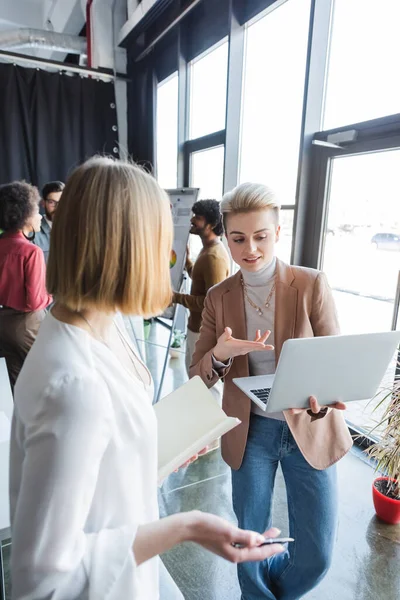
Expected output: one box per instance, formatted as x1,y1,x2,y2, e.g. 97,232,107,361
233,332,400,414
290,394,347,416
213,327,274,363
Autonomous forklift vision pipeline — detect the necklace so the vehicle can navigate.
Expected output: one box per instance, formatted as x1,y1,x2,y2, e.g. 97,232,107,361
78,312,110,345
241,278,276,316
77,312,149,388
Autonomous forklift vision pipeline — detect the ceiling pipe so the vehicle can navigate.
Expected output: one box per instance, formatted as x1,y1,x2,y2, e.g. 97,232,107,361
0,28,87,56
0,48,129,81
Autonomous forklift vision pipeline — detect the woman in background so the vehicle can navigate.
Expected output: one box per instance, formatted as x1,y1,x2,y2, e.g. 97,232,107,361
190,183,352,600
10,158,283,600
0,182,51,390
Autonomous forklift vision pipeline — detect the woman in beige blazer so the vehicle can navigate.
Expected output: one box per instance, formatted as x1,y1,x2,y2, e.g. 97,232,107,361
190,183,353,600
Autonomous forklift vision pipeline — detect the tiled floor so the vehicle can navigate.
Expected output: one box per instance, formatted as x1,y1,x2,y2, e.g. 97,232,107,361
158,445,400,600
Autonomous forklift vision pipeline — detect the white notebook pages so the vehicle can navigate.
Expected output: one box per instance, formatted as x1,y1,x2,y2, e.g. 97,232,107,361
155,376,241,483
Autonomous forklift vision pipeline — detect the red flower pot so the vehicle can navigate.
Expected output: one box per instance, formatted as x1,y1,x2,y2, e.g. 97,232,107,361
372,477,400,525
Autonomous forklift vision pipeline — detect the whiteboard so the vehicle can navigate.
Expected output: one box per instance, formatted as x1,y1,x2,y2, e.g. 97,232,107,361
167,188,199,293
159,188,199,321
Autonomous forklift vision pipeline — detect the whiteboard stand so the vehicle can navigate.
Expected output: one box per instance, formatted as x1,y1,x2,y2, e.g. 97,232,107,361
153,188,198,403
154,274,187,404
154,316,173,331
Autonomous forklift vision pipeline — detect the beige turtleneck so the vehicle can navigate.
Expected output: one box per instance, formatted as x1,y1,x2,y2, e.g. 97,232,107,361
241,257,284,420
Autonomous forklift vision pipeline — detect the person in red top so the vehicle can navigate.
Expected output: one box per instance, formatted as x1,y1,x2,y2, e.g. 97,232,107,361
0,182,52,390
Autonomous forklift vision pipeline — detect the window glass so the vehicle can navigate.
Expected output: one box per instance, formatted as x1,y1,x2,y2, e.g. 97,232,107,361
189,146,225,258
156,73,178,189
239,0,311,204
190,146,225,200
276,209,294,264
189,41,229,140
321,150,400,436
323,0,400,130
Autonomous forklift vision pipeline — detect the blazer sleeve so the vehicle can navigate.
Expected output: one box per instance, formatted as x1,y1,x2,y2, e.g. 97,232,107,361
10,375,139,600
310,272,340,337
189,291,232,386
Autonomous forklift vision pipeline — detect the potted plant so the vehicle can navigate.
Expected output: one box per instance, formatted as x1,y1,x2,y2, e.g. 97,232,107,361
367,374,400,524
169,329,186,359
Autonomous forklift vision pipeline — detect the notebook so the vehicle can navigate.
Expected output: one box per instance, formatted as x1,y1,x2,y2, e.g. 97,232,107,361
155,376,241,483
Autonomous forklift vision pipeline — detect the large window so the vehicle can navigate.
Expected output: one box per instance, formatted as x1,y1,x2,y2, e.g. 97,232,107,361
323,0,400,130
189,41,229,140
156,73,178,189
320,149,400,436
239,0,311,205
322,150,399,335
131,0,400,450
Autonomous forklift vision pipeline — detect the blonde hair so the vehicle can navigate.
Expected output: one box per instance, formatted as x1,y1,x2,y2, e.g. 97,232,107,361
47,156,173,317
220,183,280,230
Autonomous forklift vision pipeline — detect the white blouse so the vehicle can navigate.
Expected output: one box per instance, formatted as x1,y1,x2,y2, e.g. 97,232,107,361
10,313,159,600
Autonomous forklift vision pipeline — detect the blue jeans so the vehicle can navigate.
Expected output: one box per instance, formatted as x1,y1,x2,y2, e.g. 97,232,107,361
231,415,338,600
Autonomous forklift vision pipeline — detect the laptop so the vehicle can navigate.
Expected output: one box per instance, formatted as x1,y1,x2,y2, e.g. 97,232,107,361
233,331,400,413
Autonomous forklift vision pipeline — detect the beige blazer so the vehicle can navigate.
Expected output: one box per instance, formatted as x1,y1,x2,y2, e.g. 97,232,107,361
190,259,353,471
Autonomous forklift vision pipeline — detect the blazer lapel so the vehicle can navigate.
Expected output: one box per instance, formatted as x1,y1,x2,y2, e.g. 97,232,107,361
222,271,249,377
274,260,297,365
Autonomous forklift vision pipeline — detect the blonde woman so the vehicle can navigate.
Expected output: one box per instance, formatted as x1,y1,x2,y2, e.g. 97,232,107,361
190,183,353,600
9,160,283,600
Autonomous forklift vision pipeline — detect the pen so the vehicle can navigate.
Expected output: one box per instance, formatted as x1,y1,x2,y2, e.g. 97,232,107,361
259,537,294,546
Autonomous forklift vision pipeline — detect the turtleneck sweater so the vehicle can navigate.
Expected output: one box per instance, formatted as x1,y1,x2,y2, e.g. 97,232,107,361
240,257,284,420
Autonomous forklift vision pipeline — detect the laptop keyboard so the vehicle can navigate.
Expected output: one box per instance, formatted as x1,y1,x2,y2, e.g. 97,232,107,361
250,388,271,405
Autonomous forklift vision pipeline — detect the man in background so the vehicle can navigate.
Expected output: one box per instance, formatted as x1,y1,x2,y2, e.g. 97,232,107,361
34,181,64,262
173,199,230,395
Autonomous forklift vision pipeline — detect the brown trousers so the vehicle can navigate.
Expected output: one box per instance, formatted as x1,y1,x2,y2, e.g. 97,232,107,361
0,308,46,391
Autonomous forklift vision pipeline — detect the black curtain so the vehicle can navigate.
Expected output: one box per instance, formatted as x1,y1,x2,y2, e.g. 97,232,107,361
0,64,118,188
128,58,156,171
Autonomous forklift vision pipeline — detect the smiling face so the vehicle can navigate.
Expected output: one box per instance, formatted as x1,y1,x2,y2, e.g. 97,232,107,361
225,209,280,272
